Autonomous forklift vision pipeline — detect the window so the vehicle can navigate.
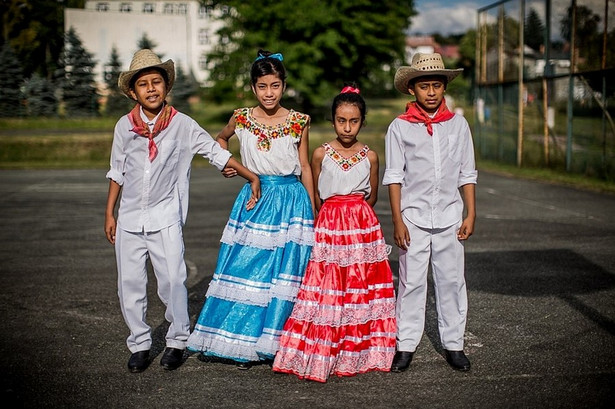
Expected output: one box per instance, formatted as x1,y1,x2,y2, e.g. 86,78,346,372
96,2,109,11
177,3,187,14
199,29,209,45
119,2,132,12
163,3,174,14
199,4,215,18
143,3,155,13
199,54,208,70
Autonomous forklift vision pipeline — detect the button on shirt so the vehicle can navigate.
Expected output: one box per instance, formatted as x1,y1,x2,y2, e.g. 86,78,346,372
106,107,232,233
382,114,478,229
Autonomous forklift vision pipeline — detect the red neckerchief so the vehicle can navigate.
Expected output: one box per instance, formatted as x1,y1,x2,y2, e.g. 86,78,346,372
397,101,454,136
127,103,178,161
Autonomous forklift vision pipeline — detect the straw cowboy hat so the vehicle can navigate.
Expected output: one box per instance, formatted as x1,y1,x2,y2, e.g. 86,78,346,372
394,52,463,95
118,49,175,99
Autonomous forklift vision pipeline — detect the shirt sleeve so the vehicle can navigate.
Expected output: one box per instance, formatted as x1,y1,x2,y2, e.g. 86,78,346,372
105,118,127,185
190,119,232,171
382,120,406,186
458,119,478,187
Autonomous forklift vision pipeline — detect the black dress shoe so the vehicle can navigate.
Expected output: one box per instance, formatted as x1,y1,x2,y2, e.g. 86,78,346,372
390,351,414,373
160,347,184,371
127,350,150,373
444,350,471,372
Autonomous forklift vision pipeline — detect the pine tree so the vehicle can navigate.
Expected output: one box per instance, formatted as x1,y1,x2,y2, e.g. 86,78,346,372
0,43,25,117
104,46,133,116
136,33,163,58
58,27,100,117
23,73,58,117
170,63,196,113
525,8,545,52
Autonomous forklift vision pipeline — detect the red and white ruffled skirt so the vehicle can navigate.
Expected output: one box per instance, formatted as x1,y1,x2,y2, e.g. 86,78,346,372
272,194,396,382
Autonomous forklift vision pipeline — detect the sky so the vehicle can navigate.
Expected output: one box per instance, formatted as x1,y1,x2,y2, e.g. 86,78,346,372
409,0,497,35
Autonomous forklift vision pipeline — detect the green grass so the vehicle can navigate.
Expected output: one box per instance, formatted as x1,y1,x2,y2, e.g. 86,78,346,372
1,97,613,194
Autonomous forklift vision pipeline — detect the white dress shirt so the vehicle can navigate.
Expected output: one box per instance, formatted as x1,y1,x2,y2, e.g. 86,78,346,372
382,114,477,229
106,107,232,233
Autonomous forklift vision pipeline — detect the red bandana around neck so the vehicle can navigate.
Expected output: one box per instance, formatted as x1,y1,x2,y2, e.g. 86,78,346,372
127,103,178,161
397,101,454,136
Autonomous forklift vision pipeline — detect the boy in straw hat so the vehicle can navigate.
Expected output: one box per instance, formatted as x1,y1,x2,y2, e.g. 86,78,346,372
382,52,477,372
104,49,260,373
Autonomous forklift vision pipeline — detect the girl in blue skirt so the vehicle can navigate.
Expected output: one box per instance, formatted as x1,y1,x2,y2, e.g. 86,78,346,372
187,50,315,368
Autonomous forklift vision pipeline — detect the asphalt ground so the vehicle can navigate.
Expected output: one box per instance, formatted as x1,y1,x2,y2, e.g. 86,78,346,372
0,167,614,409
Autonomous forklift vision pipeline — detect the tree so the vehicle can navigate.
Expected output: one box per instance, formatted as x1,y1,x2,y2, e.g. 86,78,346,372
170,62,197,113
206,0,415,111
57,27,99,117
104,46,132,116
525,7,545,52
23,73,58,117
560,5,602,71
136,32,163,58
1,0,85,79
0,43,24,117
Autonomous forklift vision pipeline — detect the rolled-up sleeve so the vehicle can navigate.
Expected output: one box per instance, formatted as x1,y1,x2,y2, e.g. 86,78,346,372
382,120,406,186
190,120,232,171
458,122,478,187
106,119,127,185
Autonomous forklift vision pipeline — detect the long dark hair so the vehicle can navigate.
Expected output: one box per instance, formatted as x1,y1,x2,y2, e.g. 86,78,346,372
250,49,287,85
331,82,367,124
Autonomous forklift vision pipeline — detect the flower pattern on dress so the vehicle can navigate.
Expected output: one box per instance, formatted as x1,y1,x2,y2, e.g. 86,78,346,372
234,108,309,151
324,143,369,171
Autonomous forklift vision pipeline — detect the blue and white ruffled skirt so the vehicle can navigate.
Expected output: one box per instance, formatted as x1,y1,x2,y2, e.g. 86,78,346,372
187,174,314,362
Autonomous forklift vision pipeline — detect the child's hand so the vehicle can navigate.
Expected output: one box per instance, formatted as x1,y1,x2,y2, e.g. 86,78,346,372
245,178,261,210
393,220,410,250
457,217,475,240
104,215,117,245
221,167,238,178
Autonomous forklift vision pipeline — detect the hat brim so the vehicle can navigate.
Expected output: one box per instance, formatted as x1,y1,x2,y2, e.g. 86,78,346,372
118,59,176,100
394,67,463,95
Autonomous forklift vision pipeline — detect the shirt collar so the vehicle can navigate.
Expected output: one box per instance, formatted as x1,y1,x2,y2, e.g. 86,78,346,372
139,104,164,131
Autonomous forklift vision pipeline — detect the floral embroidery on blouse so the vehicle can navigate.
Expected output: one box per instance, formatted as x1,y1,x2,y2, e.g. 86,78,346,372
324,143,369,171
234,108,309,152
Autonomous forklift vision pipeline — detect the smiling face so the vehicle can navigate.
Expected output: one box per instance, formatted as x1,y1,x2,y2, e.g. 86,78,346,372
251,74,285,112
333,103,363,146
408,76,447,114
129,69,169,119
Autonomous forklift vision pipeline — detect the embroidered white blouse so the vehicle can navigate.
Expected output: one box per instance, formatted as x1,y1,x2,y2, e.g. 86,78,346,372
233,108,310,176
318,143,371,200
106,107,232,233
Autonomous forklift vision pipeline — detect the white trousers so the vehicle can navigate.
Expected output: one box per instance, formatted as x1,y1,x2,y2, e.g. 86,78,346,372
115,223,189,353
396,217,467,352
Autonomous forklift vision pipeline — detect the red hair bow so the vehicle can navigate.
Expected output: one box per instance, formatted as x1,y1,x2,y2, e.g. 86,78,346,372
341,86,360,94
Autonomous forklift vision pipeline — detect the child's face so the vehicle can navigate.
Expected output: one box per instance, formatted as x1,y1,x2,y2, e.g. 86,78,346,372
129,69,169,119
333,103,362,146
251,74,284,112
409,77,446,114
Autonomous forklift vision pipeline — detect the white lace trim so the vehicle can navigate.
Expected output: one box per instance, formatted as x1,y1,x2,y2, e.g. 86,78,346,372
221,218,314,249
289,298,396,327
300,282,394,296
314,224,383,236
310,241,392,266
273,347,395,382
205,280,301,306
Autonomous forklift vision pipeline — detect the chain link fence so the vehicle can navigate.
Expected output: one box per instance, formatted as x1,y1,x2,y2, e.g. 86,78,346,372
474,0,615,180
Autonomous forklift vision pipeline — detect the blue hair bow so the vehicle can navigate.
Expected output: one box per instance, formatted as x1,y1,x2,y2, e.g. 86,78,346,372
255,52,283,62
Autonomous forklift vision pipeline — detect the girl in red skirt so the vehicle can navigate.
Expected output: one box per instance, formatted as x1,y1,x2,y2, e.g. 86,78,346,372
272,85,396,382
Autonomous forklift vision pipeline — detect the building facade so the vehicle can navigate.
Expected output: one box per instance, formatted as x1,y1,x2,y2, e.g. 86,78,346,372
65,0,227,86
